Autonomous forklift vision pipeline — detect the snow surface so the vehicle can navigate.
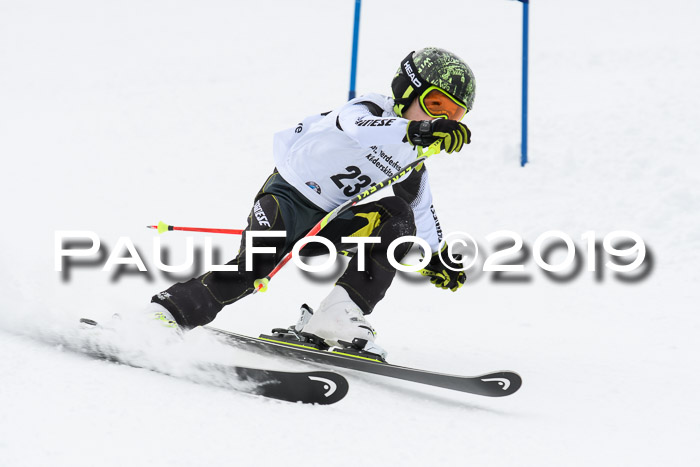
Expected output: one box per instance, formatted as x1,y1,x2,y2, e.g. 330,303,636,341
2,0,700,465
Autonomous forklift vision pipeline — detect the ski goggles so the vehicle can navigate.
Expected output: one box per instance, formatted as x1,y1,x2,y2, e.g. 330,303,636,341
418,86,468,121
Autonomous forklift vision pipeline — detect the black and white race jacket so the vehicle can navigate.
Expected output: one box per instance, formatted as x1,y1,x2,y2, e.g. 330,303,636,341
273,93,443,252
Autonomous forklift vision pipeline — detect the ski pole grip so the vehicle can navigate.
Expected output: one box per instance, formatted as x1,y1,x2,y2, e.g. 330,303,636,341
422,141,442,157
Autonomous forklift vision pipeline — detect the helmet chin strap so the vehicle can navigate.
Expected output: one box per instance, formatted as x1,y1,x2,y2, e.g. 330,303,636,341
393,82,420,117
393,95,410,117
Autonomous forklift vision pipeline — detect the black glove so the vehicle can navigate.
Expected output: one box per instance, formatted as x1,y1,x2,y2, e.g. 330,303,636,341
406,119,471,154
419,244,467,292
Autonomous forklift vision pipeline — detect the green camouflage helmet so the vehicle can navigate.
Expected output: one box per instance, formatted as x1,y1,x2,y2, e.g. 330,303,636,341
392,47,476,117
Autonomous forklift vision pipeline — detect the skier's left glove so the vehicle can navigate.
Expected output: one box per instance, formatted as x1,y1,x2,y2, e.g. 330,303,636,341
406,119,471,154
419,244,466,292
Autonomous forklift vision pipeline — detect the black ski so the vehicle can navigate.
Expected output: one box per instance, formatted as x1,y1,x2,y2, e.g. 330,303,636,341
203,326,522,397
77,318,348,405
221,366,348,405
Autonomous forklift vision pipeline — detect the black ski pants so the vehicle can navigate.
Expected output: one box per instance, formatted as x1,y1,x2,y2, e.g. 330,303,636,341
152,170,416,328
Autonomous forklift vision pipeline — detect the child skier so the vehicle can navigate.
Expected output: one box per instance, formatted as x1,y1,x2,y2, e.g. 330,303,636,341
149,47,475,355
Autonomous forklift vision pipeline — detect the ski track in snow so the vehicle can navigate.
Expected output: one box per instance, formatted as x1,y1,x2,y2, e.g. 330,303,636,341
2,0,700,466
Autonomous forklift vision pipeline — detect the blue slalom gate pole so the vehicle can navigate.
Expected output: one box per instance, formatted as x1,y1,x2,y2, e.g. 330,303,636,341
348,0,361,100
520,0,529,167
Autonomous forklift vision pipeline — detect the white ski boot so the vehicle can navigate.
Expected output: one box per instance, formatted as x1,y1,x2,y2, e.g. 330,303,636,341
110,302,180,333
298,286,387,358
142,302,180,330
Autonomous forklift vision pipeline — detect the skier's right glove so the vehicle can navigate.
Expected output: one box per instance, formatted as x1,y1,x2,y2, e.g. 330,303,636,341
419,244,467,292
406,119,471,154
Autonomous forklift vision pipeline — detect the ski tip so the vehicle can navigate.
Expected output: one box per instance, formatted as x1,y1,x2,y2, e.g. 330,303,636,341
239,368,349,405
476,371,522,397
79,318,98,327
305,371,350,405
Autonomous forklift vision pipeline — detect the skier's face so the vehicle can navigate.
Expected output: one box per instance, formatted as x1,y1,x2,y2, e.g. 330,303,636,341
402,97,434,121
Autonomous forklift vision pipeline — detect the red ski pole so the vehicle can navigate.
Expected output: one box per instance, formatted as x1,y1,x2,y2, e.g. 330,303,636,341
147,221,243,235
